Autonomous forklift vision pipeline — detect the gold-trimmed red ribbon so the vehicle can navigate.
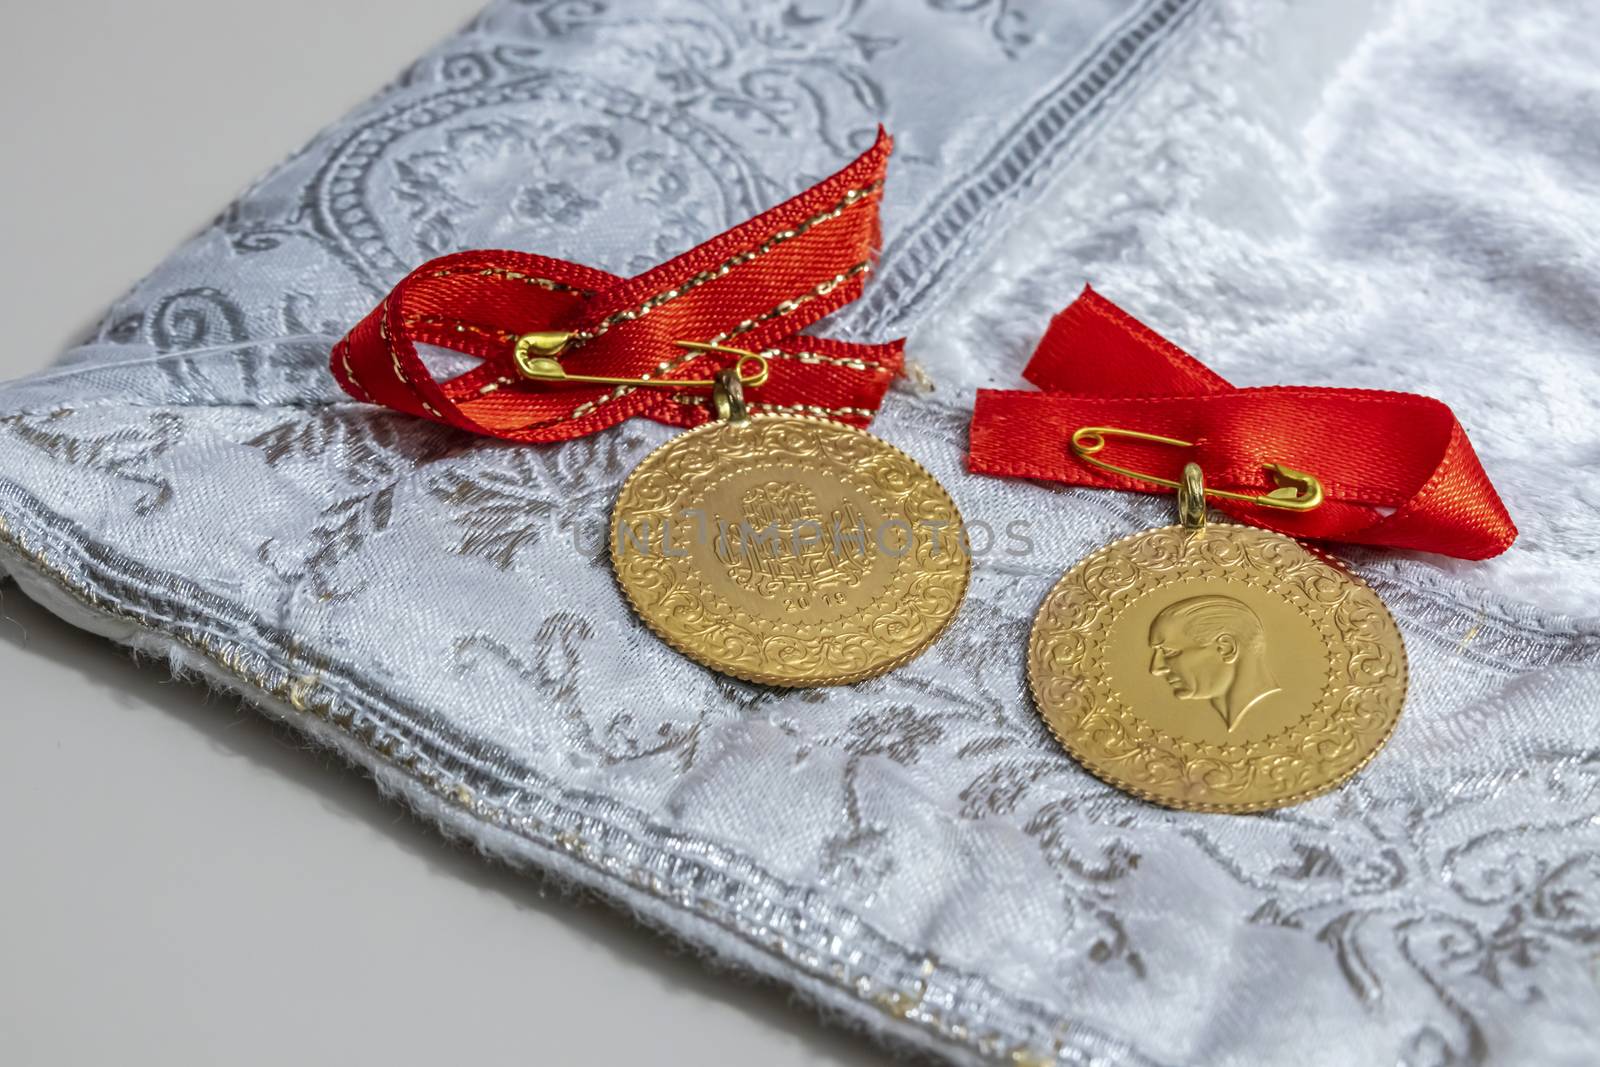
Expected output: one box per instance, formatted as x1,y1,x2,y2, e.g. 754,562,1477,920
332,130,901,441
969,287,1517,559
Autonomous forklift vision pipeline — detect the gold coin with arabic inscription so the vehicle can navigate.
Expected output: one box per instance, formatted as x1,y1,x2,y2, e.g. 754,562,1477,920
611,414,969,687
1027,523,1408,813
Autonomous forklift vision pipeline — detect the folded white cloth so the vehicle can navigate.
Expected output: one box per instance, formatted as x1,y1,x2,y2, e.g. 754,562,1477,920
3,0,1597,1063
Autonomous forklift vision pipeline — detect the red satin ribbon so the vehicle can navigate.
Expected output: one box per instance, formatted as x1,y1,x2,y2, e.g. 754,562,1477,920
969,287,1516,559
332,131,901,442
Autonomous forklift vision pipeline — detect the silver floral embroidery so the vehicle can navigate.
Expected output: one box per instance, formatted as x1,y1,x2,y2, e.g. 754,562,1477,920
6,1,1596,1064
427,426,651,570
0,408,183,516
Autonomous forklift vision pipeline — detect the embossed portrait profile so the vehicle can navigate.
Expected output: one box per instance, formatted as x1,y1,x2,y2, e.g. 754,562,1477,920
1147,595,1282,730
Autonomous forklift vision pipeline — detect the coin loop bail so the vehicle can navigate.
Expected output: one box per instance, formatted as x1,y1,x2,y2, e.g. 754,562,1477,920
1178,461,1207,530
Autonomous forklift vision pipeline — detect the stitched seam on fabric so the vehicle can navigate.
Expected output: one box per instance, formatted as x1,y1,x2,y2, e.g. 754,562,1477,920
423,266,593,296
3,467,1598,1067
711,261,872,345
381,296,441,420
562,262,872,421
428,337,887,402
334,340,371,403
562,180,882,347
766,348,883,372
407,316,519,345
848,0,1199,337
0,498,1163,1067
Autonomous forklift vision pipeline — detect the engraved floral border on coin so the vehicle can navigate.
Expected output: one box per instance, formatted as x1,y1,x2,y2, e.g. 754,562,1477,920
612,415,970,687
1027,523,1409,813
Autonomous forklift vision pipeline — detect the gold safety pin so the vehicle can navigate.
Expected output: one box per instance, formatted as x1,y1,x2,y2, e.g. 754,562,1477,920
1069,425,1324,512
513,330,769,390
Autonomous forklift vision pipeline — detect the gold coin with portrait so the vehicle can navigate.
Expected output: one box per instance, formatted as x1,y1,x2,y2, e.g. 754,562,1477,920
1027,522,1408,813
612,414,969,687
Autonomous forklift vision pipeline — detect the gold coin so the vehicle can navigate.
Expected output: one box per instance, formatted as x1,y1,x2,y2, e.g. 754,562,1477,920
1028,522,1407,812
612,414,969,686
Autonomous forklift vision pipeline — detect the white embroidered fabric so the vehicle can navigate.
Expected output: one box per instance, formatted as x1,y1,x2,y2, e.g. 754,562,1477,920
2,1,1598,1064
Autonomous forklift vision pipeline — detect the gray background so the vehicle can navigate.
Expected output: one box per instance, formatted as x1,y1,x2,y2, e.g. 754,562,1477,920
0,4,883,1063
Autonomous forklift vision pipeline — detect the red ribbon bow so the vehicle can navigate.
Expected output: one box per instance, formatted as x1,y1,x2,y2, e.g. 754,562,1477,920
969,287,1516,559
332,132,901,442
